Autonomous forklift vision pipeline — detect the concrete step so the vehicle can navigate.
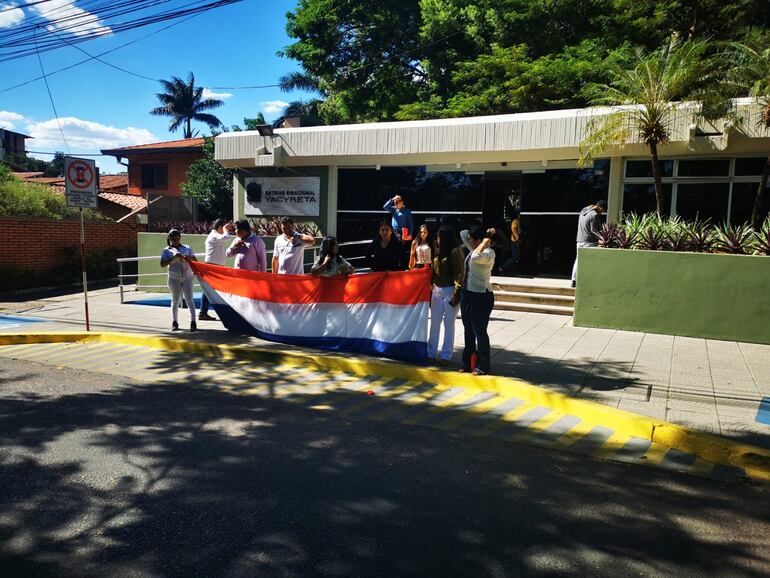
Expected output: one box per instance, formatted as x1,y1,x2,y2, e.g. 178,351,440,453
494,301,574,316
491,281,575,297
494,290,575,308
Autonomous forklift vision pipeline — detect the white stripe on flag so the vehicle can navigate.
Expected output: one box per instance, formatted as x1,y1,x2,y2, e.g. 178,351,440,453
209,288,428,344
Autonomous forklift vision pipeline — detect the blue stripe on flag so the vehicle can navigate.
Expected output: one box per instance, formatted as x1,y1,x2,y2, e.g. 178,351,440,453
211,300,429,364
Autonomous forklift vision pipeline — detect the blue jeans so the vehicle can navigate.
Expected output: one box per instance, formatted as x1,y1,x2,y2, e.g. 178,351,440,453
461,290,495,373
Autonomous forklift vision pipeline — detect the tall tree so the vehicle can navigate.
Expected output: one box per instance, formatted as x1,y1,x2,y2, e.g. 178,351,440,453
150,72,223,138
281,0,769,123
181,137,233,220
724,29,770,229
578,36,716,217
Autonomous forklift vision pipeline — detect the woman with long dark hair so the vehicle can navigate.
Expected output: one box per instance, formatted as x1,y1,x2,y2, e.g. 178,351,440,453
311,236,355,277
365,221,405,271
409,224,433,269
459,225,497,375
427,226,465,364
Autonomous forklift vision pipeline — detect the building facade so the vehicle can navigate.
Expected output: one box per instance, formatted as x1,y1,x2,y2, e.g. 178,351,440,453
214,102,770,276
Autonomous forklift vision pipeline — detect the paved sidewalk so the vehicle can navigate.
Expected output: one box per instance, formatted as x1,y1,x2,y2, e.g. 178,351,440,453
2,285,768,449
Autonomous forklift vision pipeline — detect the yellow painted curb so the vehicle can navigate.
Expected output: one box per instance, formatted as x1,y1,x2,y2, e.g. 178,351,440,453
3,331,769,482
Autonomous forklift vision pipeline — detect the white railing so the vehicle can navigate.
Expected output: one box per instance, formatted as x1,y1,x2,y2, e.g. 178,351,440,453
116,239,372,303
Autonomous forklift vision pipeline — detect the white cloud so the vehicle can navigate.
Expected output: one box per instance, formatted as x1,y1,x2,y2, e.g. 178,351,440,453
0,3,24,28
202,88,233,100
25,116,156,151
261,100,289,115
28,0,111,38
0,110,26,130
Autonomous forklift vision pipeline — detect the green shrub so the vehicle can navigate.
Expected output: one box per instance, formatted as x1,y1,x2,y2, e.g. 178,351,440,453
0,172,104,220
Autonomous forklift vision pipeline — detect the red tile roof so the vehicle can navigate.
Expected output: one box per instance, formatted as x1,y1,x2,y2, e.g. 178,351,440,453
99,174,128,192
101,137,206,156
98,191,147,211
11,171,44,179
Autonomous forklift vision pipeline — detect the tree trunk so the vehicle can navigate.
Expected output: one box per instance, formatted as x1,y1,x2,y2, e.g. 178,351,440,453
184,118,192,139
649,141,665,217
750,155,770,230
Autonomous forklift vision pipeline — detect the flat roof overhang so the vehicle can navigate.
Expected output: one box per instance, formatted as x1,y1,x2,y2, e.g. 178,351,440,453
215,101,770,169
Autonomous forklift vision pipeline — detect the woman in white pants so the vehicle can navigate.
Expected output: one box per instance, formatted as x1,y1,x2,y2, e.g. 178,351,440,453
160,228,198,331
428,226,465,365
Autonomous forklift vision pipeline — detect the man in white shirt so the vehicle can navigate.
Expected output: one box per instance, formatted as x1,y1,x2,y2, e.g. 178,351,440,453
199,218,234,321
272,217,315,275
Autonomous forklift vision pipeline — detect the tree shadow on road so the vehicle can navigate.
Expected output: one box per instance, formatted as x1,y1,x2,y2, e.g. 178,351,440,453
1,359,769,577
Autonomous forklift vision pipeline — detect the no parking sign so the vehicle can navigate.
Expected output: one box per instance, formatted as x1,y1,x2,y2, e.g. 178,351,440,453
65,156,98,208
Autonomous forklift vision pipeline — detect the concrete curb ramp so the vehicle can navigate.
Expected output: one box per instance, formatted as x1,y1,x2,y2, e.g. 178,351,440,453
2,331,769,485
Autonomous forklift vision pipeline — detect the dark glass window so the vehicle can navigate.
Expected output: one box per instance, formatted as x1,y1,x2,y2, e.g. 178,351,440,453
622,183,672,216
338,167,483,212
624,160,674,178
521,161,610,212
337,167,483,243
141,164,168,189
675,183,730,223
730,182,770,225
735,157,769,177
677,159,730,177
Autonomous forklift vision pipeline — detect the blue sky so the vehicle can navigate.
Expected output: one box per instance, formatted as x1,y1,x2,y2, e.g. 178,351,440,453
0,0,313,173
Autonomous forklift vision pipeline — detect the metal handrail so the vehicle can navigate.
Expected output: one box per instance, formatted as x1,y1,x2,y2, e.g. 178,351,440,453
117,238,374,303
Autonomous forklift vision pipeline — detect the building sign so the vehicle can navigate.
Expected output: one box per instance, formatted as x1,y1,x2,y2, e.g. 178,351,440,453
244,176,320,217
64,156,98,208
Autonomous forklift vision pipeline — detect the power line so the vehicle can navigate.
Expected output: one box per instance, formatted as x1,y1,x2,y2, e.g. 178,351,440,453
0,0,55,14
0,11,202,93
26,150,106,156
49,27,161,82
0,0,243,63
33,25,70,155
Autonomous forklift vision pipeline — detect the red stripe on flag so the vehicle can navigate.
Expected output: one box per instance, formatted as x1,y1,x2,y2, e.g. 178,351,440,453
190,261,431,305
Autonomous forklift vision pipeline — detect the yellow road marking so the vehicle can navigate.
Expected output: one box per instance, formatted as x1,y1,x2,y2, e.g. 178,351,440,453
642,442,670,465
509,410,565,441
552,419,596,447
402,389,478,426
592,432,633,460
432,394,509,429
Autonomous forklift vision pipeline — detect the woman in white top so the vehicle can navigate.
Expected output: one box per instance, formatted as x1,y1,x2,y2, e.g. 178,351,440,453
459,225,497,375
409,224,433,269
160,228,198,332
310,236,355,277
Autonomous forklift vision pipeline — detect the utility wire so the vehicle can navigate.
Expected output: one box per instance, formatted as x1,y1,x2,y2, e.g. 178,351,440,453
0,11,201,93
33,25,71,155
26,150,106,156
49,28,161,82
0,0,55,14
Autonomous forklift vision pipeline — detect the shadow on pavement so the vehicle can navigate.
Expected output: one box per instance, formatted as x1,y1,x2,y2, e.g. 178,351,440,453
0,361,769,577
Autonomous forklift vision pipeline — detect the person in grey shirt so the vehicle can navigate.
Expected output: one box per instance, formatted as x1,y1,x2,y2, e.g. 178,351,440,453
571,200,606,287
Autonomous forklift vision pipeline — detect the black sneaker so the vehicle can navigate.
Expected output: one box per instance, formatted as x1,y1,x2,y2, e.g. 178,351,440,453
190,321,197,332
171,321,179,331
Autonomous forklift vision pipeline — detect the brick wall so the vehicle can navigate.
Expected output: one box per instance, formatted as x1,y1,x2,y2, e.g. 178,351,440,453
0,217,138,290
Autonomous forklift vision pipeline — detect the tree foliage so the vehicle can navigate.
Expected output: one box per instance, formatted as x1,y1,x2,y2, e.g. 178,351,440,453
5,151,66,177
281,0,770,124
578,37,716,216
180,137,233,221
0,167,103,219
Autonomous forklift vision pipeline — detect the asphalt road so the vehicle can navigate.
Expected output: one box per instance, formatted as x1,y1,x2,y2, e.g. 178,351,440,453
1,358,769,578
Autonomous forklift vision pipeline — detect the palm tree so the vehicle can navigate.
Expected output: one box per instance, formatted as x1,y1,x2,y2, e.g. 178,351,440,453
724,30,770,229
579,37,715,216
150,72,223,138
272,99,326,128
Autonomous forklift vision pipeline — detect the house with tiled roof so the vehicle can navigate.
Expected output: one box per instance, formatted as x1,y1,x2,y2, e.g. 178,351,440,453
16,173,145,222
101,137,205,198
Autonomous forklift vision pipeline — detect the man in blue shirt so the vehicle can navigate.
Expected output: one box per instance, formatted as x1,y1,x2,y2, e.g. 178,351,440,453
383,195,414,241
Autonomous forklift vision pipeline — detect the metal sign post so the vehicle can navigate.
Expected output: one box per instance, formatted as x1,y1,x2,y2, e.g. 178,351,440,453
65,156,98,331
